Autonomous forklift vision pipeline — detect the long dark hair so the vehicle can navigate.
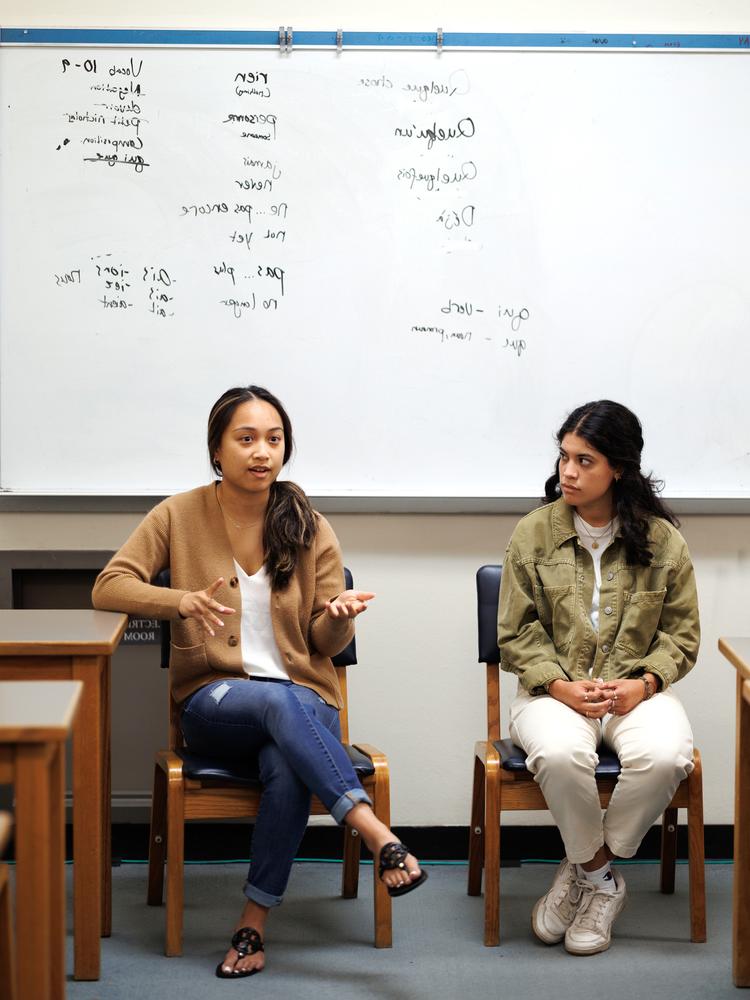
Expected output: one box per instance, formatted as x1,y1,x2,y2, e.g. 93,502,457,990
542,400,678,566
207,386,317,589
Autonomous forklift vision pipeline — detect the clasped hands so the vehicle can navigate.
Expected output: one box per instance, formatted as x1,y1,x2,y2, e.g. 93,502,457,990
177,578,375,636
548,677,649,718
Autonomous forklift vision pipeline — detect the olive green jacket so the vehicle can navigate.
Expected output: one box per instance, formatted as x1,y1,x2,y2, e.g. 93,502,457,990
498,498,700,694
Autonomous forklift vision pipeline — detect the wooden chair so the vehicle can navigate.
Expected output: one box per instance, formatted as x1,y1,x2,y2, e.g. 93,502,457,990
0,812,16,1000
147,569,392,954
467,564,706,946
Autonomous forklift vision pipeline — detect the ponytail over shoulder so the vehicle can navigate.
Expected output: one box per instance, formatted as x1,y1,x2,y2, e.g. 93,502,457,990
264,480,318,589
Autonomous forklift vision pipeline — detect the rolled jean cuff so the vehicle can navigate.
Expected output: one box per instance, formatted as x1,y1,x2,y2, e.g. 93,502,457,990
244,880,283,909
330,788,372,825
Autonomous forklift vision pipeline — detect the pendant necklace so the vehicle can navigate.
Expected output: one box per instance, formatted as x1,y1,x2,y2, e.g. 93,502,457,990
577,518,614,550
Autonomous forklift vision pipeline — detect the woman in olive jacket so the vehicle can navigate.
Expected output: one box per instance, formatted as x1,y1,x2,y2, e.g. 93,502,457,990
498,399,699,956
93,385,425,979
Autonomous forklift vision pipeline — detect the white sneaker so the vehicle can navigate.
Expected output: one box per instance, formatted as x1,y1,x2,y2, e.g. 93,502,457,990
564,871,627,955
531,860,579,944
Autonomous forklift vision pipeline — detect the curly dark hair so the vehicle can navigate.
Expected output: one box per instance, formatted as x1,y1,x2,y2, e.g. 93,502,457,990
207,385,317,589
542,400,678,566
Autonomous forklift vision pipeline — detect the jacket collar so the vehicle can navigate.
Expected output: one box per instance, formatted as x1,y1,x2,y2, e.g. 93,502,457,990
551,495,623,548
551,497,578,548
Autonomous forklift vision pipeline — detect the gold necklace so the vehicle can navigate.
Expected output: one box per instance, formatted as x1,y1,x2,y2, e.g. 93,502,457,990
576,517,613,550
216,488,263,531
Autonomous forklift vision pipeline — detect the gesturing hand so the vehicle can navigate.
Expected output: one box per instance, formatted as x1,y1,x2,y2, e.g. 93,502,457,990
325,590,375,620
548,678,614,719
177,577,236,637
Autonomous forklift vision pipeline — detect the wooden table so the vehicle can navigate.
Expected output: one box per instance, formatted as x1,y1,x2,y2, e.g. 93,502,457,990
0,611,127,982
719,637,750,987
0,680,82,1000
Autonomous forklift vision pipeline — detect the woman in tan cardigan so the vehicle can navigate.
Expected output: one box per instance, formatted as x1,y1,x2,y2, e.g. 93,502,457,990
93,385,425,979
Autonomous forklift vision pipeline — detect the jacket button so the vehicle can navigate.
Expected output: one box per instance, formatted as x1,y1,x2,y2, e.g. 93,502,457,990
229,576,239,587
607,571,614,581
602,643,610,653
604,606,613,616
228,635,239,647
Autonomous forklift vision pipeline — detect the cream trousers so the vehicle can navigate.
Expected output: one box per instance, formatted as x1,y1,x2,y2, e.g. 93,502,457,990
509,684,694,863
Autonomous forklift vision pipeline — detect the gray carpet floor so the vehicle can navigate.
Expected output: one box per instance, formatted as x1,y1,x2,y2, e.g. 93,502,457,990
64,861,737,999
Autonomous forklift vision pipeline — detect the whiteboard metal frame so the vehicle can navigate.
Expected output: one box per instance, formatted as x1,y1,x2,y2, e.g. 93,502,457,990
1,28,750,51
0,495,748,514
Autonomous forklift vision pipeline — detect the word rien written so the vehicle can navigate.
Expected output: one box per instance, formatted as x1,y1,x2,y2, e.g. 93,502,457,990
234,69,272,99
59,55,150,173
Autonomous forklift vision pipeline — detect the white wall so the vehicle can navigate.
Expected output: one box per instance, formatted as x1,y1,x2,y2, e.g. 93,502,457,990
2,0,747,828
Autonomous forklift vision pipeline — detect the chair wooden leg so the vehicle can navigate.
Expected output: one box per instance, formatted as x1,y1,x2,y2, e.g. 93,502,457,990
660,806,678,894
148,762,168,906
468,753,485,896
0,866,16,1000
341,827,361,899
370,758,392,948
687,753,707,943
483,752,501,946
165,766,185,957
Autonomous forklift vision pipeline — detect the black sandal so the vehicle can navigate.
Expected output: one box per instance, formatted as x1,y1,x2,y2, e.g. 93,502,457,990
215,926,265,979
378,842,428,897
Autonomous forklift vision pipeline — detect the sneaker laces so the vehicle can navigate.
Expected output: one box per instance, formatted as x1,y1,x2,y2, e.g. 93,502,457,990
571,880,614,932
549,868,579,920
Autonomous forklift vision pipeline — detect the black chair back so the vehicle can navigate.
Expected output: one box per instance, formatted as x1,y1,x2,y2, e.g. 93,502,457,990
477,564,502,664
157,566,358,668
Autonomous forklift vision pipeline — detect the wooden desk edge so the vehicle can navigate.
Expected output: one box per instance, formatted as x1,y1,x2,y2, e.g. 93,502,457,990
719,637,750,681
0,613,128,657
0,680,83,742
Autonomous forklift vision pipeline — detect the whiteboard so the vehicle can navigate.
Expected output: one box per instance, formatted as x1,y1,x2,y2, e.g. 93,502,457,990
1,43,749,497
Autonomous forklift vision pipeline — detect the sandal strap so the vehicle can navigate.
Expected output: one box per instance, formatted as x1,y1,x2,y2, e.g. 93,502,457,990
378,841,410,878
230,926,264,957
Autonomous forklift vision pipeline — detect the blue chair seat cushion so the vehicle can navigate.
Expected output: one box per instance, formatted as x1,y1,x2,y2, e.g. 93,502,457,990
178,743,375,786
493,738,621,778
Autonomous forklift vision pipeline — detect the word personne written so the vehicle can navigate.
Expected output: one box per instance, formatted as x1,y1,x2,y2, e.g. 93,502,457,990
222,111,277,142
58,55,151,174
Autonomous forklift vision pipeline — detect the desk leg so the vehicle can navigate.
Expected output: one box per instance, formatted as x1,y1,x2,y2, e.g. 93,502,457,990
101,656,112,937
16,744,54,1000
72,657,102,981
734,677,750,987
49,744,66,1000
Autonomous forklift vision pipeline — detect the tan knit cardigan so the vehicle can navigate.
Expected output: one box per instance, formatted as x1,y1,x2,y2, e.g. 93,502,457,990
92,484,353,707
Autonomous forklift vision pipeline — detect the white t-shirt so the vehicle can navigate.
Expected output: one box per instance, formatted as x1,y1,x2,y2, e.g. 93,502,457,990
233,560,290,681
573,513,619,632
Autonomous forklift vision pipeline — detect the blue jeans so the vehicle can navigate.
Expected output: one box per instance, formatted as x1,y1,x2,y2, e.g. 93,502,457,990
180,677,372,907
